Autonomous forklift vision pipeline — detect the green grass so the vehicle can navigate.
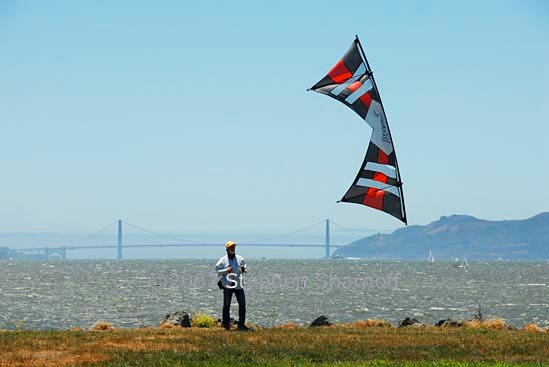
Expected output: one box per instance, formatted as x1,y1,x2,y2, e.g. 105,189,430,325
1,327,547,367
96,353,548,367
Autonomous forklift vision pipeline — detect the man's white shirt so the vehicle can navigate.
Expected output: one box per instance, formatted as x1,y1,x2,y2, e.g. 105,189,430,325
215,254,246,289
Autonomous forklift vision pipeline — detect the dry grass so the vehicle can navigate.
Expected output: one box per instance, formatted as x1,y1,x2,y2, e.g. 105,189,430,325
272,322,300,329
341,319,393,329
156,322,176,329
0,326,548,366
524,323,545,333
89,322,113,331
463,318,508,330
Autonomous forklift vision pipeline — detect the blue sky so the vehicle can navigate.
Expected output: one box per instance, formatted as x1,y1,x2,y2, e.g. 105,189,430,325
1,0,548,236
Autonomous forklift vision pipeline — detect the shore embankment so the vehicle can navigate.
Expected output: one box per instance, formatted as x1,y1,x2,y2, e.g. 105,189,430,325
1,318,548,367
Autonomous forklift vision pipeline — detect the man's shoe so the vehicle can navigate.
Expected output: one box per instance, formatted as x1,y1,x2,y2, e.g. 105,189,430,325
222,323,231,330
237,323,250,331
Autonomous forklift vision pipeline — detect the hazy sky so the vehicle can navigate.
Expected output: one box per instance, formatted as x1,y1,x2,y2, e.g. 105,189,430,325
1,0,548,235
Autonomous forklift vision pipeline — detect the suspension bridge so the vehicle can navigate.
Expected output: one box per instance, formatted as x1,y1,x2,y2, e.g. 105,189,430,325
10,219,364,260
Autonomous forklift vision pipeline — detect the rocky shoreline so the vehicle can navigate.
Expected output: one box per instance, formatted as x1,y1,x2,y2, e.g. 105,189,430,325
67,312,549,333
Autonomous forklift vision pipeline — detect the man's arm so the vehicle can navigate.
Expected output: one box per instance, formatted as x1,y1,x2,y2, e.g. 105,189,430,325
215,257,232,276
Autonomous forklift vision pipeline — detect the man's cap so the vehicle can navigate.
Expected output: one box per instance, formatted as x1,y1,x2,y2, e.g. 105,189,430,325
225,241,236,249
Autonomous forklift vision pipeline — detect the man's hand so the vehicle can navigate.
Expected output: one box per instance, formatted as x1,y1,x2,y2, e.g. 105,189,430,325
241,266,246,273
226,266,233,273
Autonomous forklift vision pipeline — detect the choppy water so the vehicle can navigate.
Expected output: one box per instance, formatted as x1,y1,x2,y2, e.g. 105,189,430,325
0,260,547,330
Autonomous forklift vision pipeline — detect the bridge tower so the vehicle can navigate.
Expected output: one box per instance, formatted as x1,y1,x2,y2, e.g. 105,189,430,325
117,220,123,260
325,219,330,258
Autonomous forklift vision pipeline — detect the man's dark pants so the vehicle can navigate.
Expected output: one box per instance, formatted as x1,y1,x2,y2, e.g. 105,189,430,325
222,287,246,327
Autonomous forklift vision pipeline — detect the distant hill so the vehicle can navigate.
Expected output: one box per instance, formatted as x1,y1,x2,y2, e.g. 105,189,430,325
333,213,549,260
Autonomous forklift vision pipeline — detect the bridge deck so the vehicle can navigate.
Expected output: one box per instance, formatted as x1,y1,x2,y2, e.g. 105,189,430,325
15,243,344,252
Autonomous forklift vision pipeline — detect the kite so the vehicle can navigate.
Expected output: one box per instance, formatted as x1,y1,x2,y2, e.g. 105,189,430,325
309,36,407,224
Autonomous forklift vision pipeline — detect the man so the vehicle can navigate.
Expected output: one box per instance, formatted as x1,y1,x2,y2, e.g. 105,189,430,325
215,241,249,330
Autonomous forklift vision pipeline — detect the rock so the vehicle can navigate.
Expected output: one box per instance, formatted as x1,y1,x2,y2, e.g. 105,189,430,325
435,319,463,327
310,315,332,327
398,317,421,327
160,314,170,323
159,311,191,328
435,319,446,327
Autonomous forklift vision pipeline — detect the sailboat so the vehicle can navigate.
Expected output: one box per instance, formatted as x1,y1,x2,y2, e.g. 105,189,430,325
454,256,469,269
428,249,435,263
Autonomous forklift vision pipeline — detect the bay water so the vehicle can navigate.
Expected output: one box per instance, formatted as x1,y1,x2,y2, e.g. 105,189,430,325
0,259,547,330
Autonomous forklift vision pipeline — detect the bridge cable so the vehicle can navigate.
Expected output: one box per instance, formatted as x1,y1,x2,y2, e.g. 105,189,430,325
70,221,118,247
122,220,203,244
329,220,366,239
239,220,325,244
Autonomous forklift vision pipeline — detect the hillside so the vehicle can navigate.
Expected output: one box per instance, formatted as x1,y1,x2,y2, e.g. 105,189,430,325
333,213,549,260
